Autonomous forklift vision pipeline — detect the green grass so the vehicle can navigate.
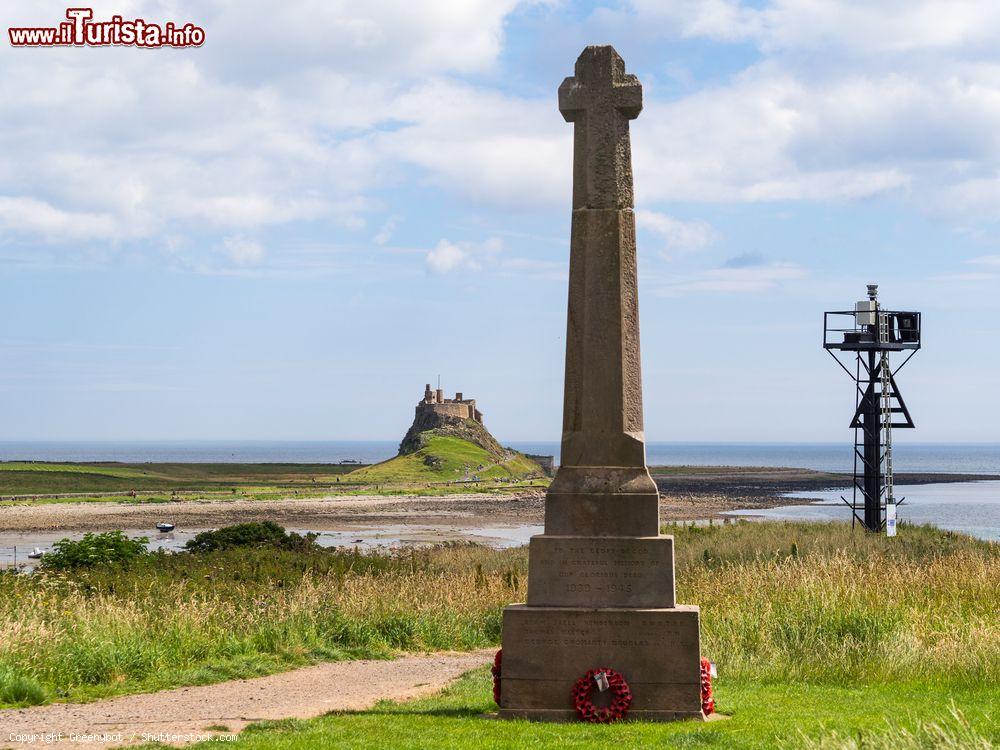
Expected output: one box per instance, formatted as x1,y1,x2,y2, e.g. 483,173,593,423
0,669,46,707
0,462,154,477
0,457,542,501
173,668,998,750
0,461,360,497
346,435,543,484
1,522,996,712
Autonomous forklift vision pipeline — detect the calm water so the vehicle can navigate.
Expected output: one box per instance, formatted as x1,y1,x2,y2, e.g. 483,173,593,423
727,481,1000,542
2,440,999,474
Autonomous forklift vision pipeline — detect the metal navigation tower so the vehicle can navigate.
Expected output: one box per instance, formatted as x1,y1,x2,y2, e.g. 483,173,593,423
824,285,922,534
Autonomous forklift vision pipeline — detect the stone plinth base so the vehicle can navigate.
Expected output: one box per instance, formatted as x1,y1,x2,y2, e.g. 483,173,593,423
527,535,675,608
544,466,659,536
499,604,703,721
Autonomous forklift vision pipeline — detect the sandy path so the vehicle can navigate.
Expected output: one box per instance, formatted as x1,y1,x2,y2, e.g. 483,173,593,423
0,651,492,748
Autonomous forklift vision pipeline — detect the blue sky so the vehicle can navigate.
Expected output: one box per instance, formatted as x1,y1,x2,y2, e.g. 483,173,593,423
2,0,1000,444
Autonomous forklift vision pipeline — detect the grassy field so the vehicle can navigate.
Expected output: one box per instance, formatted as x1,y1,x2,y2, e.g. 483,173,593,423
0,461,359,497
345,435,543,484
0,541,511,705
1,521,996,722
0,449,545,501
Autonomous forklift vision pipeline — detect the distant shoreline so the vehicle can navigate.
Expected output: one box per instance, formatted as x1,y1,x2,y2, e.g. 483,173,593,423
1,465,995,536
3,441,1000,475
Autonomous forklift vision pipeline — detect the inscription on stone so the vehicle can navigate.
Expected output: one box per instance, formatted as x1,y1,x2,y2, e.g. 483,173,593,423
502,605,701,686
527,536,675,608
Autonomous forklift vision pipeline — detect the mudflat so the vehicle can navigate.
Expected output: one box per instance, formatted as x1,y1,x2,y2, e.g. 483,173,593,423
0,466,990,534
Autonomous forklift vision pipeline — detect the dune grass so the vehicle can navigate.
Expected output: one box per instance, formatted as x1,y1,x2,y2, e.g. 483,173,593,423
0,522,996,712
346,435,542,484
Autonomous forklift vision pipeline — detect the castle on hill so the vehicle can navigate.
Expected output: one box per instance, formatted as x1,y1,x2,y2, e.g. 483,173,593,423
417,383,484,425
400,382,554,475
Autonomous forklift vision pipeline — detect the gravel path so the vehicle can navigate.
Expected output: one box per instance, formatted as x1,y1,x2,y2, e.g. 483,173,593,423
0,651,492,748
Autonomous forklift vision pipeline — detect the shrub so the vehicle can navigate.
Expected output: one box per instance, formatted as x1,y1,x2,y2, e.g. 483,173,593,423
0,672,46,706
41,531,148,570
185,522,319,553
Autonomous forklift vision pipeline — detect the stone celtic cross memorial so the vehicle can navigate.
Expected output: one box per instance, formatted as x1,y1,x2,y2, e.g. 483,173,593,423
499,45,704,722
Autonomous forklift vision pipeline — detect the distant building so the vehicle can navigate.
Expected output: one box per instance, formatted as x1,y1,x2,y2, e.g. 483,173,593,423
416,383,484,425
400,383,553,477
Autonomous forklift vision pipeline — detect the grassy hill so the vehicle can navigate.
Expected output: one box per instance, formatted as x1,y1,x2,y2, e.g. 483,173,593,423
346,435,543,484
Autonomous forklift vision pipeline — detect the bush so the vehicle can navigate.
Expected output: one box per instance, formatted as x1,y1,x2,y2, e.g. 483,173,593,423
185,522,319,553
41,531,148,570
0,672,46,706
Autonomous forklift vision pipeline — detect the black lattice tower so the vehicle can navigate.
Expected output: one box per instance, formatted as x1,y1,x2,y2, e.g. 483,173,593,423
824,284,922,533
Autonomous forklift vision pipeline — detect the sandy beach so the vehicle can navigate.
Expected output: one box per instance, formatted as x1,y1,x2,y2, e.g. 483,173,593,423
0,490,786,534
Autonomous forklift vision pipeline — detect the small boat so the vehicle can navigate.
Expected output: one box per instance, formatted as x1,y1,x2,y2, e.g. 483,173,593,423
27,547,44,559
156,522,175,532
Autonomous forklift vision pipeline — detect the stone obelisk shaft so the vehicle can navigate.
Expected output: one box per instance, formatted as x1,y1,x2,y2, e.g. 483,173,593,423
546,45,659,537
498,47,704,722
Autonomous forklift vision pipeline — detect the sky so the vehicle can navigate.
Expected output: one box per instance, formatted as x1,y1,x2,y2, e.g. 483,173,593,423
1,0,999,445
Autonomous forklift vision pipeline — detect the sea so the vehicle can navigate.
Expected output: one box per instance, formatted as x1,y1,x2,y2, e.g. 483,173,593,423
1,441,998,542
2,440,999,474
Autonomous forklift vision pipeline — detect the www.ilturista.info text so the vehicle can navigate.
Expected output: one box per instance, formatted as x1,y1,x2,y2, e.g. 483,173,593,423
9,8,205,48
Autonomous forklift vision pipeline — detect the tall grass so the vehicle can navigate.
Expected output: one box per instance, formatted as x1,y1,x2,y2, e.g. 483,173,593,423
798,708,993,750
0,522,995,707
0,544,521,705
671,522,999,685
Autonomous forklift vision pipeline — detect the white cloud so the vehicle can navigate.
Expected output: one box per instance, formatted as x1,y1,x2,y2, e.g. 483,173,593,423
629,1,1000,55
374,216,399,245
629,0,761,43
0,196,117,241
221,236,265,266
969,255,1000,267
617,1,1000,225
633,71,914,204
426,239,469,273
0,1,537,260
4,1,521,78
426,237,502,273
191,0,523,78
9,0,1000,271
377,80,568,209
636,210,718,254
656,259,806,294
